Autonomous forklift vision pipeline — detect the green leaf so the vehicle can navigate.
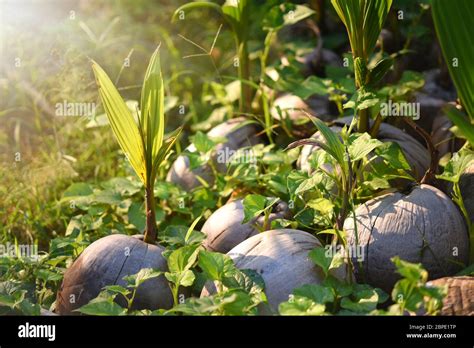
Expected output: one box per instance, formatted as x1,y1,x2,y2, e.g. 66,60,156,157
263,4,315,31
309,117,346,171
307,198,334,217
62,183,93,199
242,194,267,223
309,247,331,276
340,291,379,313
104,285,131,298
348,133,383,161
165,269,195,288
167,245,201,274
76,292,126,316
222,269,266,295
293,284,334,304
443,105,474,146
198,250,236,282
92,61,147,184
128,202,146,231
123,268,163,288
160,225,206,247
190,131,216,154
375,142,411,172
432,0,474,120
437,148,474,184
279,296,326,315
140,45,166,184
391,256,427,283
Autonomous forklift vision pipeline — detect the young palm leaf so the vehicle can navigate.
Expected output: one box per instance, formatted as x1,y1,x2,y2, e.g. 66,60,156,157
92,62,147,184
92,46,180,244
432,0,474,145
330,0,393,132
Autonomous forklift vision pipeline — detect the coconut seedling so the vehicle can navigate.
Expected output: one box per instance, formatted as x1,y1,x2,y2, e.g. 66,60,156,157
56,46,182,314
344,120,470,292
201,229,350,313
331,0,394,134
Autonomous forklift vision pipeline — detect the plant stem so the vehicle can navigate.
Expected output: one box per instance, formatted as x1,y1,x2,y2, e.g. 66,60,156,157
259,31,275,143
403,118,438,185
143,185,157,244
238,40,251,113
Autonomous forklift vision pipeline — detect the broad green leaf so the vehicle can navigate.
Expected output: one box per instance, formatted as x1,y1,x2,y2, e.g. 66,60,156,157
375,142,411,172
309,247,332,276
123,268,163,288
92,61,147,184
198,250,236,282
242,194,267,223
279,296,326,315
160,225,206,247
391,256,427,283
293,284,335,304
443,105,474,146
436,148,474,183
76,292,126,316
323,275,353,297
104,285,131,298
432,0,474,121
340,290,379,313
348,133,383,161
190,131,217,153
128,202,146,232
263,4,315,31
391,278,423,312
165,269,195,287
222,269,266,295
307,198,334,217
167,245,201,273
62,183,93,199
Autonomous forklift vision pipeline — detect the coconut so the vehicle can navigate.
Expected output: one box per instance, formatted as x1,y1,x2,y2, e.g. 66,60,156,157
166,117,262,190
271,94,332,125
460,163,474,223
426,276,474,315
298,118,430,181
201,199,291,253
344,184,469,292
56,234,173,314
201,229,349,313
